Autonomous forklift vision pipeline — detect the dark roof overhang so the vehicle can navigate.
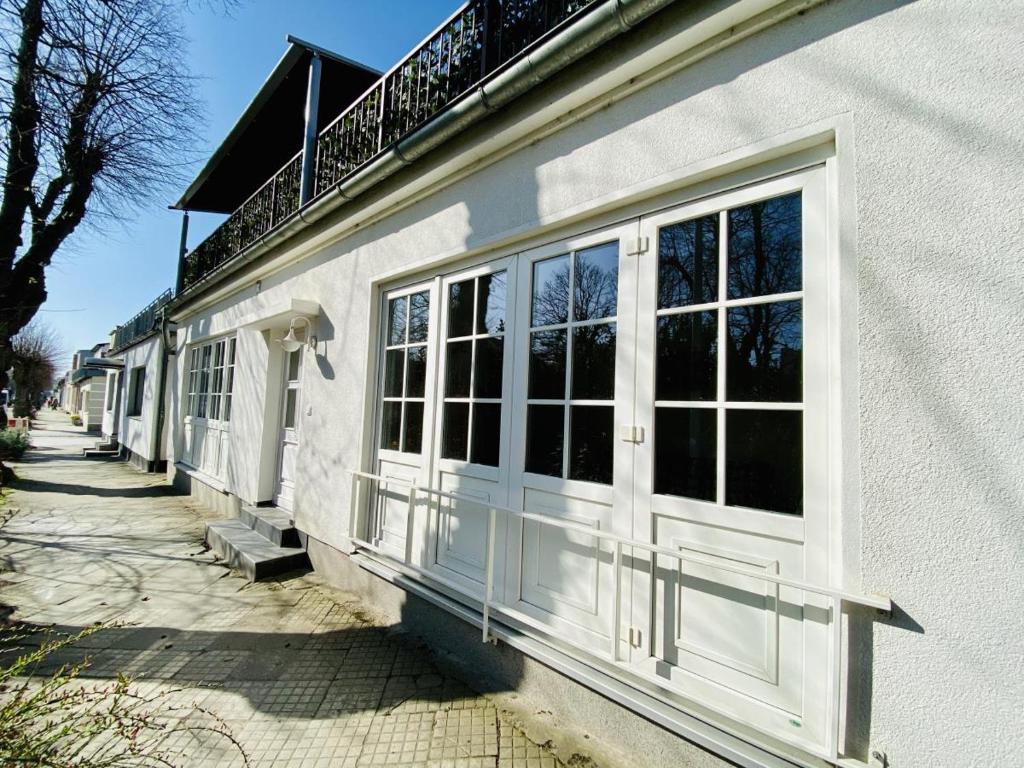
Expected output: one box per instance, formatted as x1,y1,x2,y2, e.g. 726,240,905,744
173,36,380,214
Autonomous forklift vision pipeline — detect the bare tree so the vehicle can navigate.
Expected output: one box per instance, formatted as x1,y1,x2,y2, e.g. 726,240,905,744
0,0,203,388
9,318,62,415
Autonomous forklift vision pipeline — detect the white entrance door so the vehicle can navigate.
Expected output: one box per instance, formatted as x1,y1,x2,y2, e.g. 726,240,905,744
428,257,517,597
504,222,639,656
274,348,302,512
630,167,832,750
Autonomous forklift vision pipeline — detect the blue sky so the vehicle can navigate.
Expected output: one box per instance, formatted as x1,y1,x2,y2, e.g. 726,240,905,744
41,0,460,358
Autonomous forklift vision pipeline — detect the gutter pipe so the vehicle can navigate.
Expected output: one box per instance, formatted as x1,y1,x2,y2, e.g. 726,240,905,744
170,0,677,311
151,312,174,472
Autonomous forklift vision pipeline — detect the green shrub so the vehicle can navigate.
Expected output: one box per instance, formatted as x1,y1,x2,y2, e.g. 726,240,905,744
70,414,82,426
0,429,28,461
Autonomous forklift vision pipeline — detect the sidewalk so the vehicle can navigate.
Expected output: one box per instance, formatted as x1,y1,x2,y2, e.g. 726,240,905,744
0,411,564,767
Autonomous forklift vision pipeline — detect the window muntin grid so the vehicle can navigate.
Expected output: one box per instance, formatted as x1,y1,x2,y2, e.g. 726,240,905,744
525,241,619,484
440,271,507,466
653,191,804,514
186,337,237,423
380,290,431,454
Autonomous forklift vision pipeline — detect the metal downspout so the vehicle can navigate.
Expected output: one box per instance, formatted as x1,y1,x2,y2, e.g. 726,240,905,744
151,313,173,472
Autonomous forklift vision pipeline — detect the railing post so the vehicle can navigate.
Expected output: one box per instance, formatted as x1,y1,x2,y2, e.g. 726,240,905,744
405,485,417,564
174,210,189,294
482,505,497,643
611,540,622,662
480,0,500,77
299,52,322,206
376,79,386,155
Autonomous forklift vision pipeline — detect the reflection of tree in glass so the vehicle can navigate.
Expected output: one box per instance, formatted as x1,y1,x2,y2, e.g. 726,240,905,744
529,329,566,399
727,193,802,299
532,256,570,326
658,216,717,308
574,245,618,321
727,300,802,401
657,312,717,401
477,273,507,334
572,324,616,399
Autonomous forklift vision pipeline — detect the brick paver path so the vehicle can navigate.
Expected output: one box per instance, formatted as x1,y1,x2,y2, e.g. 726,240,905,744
1,411,563,767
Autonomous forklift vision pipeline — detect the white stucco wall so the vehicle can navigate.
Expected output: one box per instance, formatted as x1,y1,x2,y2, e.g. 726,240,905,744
169,1,1024,765
79,378,106,432
118,336,163,462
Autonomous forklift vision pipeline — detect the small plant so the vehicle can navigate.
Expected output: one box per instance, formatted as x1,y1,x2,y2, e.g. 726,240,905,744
0,429,29,461
0,626,249,767
70,414,82,426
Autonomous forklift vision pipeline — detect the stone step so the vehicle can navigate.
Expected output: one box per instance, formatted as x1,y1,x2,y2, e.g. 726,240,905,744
205,519,310,582
239,504,302,548
82,448,120,460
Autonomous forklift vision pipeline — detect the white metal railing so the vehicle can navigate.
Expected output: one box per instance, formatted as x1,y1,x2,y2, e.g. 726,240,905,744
346,468,891,763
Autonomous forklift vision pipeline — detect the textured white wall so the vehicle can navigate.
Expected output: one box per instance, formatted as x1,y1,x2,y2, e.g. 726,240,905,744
79,379,106,431
118,337,161,461
171,1,1024,764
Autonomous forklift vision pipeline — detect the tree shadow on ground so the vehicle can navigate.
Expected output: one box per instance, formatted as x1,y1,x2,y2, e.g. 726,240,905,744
1,618,511,723
10,477,181,498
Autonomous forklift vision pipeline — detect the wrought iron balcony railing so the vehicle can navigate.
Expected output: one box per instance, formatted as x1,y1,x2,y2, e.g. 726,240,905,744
178,0,601,293
110,289,174,353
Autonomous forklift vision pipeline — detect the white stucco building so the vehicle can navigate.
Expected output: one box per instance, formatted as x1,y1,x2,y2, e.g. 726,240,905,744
104,291,174,470
143,2,1024,766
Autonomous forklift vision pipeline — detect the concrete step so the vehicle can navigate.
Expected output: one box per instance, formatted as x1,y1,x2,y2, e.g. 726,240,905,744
82,448,120,460
239,504,302,548
205,519,310,582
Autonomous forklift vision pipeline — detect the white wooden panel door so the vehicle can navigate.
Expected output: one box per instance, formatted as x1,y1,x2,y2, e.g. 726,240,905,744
274,349,302,512
428,258,517,597
631,168,832,751
505,222,639,656
371,282,438,562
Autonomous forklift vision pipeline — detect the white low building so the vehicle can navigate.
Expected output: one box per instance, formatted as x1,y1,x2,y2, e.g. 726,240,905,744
151,3,1024,767
105,291,174,471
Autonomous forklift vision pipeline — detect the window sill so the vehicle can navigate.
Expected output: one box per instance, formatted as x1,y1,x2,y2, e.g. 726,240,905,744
174,462,227,494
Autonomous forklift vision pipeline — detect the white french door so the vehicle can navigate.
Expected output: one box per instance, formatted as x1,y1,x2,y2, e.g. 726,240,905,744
504,222,639,654
371,282,439,561
427,258,517,596
630,167,832,750
183,337,234,480
274,348,303,512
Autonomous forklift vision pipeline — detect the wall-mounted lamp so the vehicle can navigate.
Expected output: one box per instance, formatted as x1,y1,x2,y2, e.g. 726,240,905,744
279,316,316,353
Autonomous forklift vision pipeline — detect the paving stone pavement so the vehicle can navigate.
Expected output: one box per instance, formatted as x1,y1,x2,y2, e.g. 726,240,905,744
0,411,564,768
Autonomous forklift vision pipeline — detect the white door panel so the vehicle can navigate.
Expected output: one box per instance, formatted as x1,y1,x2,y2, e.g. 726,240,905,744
631,167,831,748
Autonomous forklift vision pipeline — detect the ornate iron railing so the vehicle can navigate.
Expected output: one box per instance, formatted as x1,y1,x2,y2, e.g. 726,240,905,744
179,151,303,290
110,289,174,353
178,0,601,292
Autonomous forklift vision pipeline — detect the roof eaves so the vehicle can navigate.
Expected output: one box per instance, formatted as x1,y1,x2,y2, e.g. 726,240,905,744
173,38,381,213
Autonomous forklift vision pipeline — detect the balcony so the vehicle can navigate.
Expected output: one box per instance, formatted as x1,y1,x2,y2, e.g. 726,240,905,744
176,0,602,294
110,289,173,354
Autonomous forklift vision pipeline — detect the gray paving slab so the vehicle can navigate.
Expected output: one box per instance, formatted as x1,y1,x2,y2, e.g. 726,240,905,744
0,411,567,767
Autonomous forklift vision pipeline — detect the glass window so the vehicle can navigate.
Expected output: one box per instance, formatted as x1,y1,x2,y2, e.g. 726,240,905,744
525,242,619,484
653,192,804,515
380,290,430,454
440,272,507,466
185,337,237,423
